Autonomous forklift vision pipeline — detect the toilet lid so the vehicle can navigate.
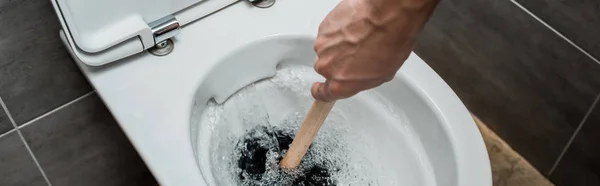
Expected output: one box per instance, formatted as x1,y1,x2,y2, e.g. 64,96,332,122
54,0,236,63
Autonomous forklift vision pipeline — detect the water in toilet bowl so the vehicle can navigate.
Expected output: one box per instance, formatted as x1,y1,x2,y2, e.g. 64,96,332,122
235,125,336,185
195,64,437,186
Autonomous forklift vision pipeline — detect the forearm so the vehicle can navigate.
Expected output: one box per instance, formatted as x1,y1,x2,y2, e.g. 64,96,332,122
312,0,439,101
366,0,439,42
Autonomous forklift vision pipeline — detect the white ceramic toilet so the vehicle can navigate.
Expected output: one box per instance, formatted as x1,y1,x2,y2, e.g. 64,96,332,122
50,0,492,185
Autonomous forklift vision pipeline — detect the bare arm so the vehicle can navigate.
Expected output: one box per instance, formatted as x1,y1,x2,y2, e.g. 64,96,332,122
312,0,439,101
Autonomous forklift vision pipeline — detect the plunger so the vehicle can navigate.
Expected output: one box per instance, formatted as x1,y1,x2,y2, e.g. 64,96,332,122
280,99,336,169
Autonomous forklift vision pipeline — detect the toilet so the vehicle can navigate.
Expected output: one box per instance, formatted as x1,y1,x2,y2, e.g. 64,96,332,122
50,0,492,185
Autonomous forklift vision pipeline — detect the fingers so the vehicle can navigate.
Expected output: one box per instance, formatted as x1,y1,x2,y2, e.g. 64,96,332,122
314,53,333,80
327,81,360,99
311,80,361,101
311,81,333,101
311,78,392,101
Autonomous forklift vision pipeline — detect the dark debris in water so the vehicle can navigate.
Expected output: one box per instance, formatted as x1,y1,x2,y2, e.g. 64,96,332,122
235,126,337,186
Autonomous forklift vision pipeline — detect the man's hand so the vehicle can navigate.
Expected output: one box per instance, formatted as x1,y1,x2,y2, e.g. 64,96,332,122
312,0,438,101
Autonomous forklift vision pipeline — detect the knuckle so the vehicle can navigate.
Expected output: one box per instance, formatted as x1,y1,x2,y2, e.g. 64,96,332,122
329,88,344,98
318,21,328,33
329,66,354,82
313,40,323,52
311,91,324,100
329,82,353,98
311,83,326,100
314,61,329,76
315,61,325,75
331,66,350,80
313,36,328,52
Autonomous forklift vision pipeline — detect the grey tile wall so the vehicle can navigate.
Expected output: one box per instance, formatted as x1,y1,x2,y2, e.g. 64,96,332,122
0,131,47,186
0,92,156,185
413,0,600,176
20,94,156,186
0,0,156,184
0,0,92,125
514,0,600,59
549,96,600,185
0,104,12,134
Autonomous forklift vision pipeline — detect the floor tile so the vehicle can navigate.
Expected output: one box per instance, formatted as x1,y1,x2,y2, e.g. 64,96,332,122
514,0,600,59
550,100,600,185
0,131,47,186
0,0,92,124
20,94,156,186
414,0,600,174
0,103,13,135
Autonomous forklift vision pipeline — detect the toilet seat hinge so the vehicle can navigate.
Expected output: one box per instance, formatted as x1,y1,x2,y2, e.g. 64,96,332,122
148,15,181,47
245,0,276,8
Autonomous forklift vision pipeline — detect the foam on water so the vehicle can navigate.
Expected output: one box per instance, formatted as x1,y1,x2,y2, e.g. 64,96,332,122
195,64,436,186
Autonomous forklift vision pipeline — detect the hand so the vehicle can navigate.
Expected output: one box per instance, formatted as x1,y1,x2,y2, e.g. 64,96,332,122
311,0,438,101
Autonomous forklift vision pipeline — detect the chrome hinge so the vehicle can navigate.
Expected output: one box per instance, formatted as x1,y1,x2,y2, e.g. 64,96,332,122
246,0,275,8
148,15,181,46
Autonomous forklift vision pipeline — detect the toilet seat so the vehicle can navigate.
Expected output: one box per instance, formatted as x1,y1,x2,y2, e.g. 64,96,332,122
51,0,492,185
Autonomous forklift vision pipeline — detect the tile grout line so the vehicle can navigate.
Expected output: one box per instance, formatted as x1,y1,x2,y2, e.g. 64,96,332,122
0,95,16,139
509,0,600,65
18,91,95,130
511,0,600,176
0,128,17,139
0,96,52,186
548,93,600,175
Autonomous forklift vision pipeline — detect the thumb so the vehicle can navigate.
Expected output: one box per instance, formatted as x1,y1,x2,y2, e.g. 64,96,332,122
311,81,333,101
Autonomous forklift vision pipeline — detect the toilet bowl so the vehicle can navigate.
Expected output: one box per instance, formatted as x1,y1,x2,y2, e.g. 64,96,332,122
51,0,492,185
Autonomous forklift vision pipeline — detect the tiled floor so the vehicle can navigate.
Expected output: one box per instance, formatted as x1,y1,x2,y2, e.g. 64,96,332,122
0,0,92,125
550,96,600,185
0,93,157,186
0,103,12,134
513,0,600,59
0,131,47,186
18,93,157,186
474,115,554,186
414,0,600,175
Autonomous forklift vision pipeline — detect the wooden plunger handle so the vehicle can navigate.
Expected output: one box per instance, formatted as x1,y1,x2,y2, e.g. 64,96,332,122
280,100,336,169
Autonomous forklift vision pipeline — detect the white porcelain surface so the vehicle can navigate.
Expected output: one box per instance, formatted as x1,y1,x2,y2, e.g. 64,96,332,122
51,0,237,65
59,0,491,185
188,35,489,186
